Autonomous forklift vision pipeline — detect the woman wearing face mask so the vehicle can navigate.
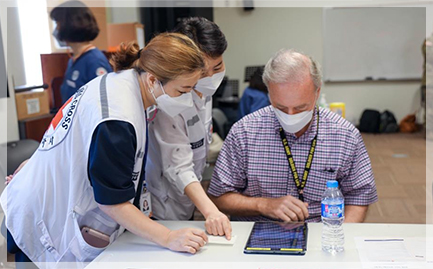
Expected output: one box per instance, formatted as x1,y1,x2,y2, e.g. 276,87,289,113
1,33,209,267
51,0,113,104
145,17,232,239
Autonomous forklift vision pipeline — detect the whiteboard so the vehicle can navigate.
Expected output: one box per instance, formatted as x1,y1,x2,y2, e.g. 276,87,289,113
323,7,426,82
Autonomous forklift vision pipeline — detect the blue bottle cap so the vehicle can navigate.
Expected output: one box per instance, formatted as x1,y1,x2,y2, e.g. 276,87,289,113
327,180,338,188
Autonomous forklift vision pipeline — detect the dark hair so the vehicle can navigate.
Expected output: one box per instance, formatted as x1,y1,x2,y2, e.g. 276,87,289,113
110,33,205,85
173,17,227,58
250,67,268,93
50,0,99,43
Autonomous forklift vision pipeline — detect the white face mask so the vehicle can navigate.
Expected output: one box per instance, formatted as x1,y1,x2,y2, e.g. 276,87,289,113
272,106,314,134
52,28,67,47
149,81,193,118
194,69,226,96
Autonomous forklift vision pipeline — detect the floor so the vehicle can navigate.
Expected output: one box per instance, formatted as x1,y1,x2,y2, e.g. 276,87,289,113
197,132,431,224
362,132,428,224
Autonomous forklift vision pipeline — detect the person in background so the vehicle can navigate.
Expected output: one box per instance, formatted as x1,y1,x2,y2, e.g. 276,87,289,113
4,0,113,191
145,17,232,239
2,33,209,267
208,49,378,223
238,66,270,120
51,0,113,103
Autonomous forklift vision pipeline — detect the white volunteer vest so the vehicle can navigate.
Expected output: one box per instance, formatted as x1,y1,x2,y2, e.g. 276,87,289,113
0,69,147,268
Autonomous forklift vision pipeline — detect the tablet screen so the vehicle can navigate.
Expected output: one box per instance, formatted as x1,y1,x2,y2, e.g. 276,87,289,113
244,222,308,254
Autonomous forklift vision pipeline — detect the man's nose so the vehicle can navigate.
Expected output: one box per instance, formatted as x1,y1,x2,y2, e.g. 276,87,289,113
286,109,298,115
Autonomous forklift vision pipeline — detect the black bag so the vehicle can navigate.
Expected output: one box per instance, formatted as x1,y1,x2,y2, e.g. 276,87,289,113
359,109,381,133
380,110,399,133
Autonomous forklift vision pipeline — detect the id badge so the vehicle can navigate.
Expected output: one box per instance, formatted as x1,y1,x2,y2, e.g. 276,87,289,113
140,183,152,217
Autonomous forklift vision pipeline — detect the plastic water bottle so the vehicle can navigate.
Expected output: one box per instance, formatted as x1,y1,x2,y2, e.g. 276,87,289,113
321,180,344,254
319,93,329,109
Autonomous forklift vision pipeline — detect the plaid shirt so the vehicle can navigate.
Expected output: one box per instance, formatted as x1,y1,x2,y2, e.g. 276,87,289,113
208,106,378,222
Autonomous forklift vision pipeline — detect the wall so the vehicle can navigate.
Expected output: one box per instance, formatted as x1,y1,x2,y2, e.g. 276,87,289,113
106,0,140,24
110,7,140,24
4,4,426,132
426,5,433,37
0,4,21,143
214,7,424,124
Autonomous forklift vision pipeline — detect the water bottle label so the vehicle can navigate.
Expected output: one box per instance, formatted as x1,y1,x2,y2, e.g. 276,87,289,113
321,202,344,218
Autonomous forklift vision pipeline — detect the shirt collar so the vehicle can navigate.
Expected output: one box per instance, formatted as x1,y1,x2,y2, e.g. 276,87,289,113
272,106,319,142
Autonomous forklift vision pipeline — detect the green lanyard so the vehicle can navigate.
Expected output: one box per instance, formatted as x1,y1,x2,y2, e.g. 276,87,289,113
279,108,319,202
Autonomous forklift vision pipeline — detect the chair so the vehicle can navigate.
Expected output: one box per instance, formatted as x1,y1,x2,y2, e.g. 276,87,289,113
212,108,228,139
1,139,39,268
244,65,265,82
50,76,64,113
6,139,39,175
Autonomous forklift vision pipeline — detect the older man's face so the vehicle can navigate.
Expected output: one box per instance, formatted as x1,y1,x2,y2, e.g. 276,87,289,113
268,74,319,115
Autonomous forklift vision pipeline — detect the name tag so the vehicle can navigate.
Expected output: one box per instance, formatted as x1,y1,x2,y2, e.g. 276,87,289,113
140,182,152,217
190,138,204,150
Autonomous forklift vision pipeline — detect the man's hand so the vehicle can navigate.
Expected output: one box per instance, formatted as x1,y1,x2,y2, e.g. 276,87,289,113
165,228,208,254
258,195,309,222
204,210,232,240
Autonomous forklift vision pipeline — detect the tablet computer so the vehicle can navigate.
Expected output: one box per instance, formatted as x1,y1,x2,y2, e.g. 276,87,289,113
244,222,308,255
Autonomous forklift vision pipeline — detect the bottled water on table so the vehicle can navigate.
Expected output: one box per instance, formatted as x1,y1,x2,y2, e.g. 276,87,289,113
321,180,344,254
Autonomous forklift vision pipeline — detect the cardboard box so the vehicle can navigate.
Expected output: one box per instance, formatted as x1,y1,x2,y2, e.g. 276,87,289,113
107,22,145,51
15,90,50,120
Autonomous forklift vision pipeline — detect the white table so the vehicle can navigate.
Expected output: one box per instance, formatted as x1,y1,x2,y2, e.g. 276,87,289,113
86,221,432,269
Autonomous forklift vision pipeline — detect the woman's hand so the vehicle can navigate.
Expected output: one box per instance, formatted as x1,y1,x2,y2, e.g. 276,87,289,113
204,210,232,240
4,175,13,185
4,159,29,185
165,228,208,254
183,182,232,240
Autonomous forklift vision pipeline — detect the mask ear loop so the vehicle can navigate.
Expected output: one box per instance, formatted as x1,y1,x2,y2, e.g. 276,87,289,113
158,81,167,95
138,72,158,122
147,76,166,100
141,72,158,101
143,74,163,122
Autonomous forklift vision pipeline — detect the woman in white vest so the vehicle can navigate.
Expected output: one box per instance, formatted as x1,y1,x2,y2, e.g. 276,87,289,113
1,33,209,268
145,18,232,238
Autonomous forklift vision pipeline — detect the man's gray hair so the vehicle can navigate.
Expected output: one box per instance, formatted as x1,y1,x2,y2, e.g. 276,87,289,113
262,49,322,89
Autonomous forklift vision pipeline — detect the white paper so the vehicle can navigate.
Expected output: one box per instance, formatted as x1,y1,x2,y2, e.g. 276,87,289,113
427,237,433,264
26,98,40,114
355,237,426,269
404,237,426,260
207,235,236,245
